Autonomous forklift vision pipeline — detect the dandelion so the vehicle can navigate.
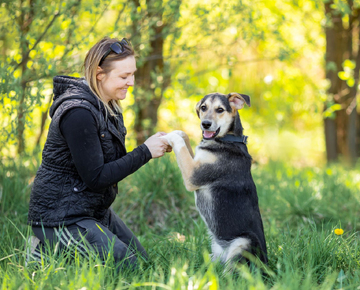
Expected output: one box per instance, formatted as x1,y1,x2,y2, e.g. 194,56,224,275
334,228,344,235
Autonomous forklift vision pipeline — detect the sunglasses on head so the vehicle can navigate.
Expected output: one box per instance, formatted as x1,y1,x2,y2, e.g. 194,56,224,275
99,38,130,66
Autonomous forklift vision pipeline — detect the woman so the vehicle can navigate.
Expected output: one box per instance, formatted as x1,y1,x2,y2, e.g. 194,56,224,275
27,37,170,270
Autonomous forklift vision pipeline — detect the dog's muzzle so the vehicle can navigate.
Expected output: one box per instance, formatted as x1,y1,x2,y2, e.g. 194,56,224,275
201,120,221,139
202,127,220,139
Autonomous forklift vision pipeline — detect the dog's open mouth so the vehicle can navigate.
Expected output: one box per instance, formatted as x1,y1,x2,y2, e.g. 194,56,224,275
203,128,220,140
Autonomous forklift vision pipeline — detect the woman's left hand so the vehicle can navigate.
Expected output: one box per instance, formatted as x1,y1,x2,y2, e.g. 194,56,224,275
156,132,173,153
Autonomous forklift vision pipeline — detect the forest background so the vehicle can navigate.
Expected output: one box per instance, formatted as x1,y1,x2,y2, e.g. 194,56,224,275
1,0,360,289
2,0,354,166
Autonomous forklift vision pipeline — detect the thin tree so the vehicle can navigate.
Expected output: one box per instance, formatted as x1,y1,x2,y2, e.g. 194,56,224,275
129,0,181,144
324,0,360,165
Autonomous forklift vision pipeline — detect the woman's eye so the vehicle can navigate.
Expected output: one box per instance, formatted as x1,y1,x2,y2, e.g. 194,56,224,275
216,108,224,113
201,105,207,111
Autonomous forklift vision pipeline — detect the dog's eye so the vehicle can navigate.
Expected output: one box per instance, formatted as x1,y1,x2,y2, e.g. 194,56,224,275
201,105,207,111
216,108,224,113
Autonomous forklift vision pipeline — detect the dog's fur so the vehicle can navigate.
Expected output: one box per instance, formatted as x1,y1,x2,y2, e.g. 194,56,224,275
163,92,267,267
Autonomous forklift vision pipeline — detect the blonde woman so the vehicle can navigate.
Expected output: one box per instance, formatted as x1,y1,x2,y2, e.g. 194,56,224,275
27,37,170,270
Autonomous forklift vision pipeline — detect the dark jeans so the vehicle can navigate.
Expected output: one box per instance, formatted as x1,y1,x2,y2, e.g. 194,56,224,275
32,209,147,270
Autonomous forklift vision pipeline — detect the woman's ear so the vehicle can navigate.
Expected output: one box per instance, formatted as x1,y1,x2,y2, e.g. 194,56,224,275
96,66,104,81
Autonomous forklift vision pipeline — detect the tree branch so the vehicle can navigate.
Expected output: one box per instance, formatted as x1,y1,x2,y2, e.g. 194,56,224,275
58,0,111,64
12,11,60,73
113,2,128,31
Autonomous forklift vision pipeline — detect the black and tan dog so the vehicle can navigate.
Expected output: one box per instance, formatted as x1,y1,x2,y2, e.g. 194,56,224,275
163,92,267,267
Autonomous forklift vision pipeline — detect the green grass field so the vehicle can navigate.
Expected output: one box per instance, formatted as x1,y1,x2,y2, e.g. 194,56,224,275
1,156,359,289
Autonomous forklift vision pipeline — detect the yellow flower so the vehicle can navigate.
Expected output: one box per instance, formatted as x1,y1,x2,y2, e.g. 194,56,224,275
334,228,344,235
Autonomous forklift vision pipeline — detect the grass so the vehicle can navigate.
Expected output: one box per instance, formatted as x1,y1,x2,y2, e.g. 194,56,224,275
0,155,360,289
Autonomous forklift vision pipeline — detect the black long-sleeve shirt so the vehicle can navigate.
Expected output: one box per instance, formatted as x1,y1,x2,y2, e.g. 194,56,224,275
60,108,152,191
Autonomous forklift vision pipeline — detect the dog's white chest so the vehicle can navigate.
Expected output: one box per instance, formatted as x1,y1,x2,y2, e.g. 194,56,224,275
194,147,217,164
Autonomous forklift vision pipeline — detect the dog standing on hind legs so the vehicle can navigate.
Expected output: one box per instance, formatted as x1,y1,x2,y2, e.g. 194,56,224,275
162,92,267,268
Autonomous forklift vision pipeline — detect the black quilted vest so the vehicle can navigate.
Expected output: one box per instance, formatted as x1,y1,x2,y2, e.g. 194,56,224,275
28,76,127,227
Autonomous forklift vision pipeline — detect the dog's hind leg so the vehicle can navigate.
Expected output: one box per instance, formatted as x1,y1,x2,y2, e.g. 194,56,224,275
224,237,251,264
211,239,226,262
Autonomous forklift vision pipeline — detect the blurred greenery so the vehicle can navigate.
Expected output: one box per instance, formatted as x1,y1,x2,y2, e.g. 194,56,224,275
0,0,327,165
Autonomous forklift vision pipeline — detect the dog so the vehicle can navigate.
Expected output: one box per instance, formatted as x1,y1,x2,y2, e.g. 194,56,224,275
162,92,267,267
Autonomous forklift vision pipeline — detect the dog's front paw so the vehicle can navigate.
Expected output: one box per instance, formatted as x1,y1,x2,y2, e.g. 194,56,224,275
172,130,188,139
161,131,185,148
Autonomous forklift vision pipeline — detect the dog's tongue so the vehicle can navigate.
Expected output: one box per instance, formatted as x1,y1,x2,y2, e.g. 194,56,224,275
204,131,215,138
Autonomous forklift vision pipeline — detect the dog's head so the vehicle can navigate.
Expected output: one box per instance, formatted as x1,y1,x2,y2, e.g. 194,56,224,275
196,92,251,140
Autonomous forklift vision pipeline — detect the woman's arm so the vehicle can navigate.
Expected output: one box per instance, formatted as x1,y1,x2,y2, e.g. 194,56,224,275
60,108,152,191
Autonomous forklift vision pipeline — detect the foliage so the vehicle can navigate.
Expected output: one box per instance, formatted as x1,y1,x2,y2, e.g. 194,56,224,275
0,0,328,165
0,0,121,155
166,0,324,129
1,157,360,289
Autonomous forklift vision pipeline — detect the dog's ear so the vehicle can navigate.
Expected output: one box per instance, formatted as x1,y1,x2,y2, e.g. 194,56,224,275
195,100,202,118
227,93,251,110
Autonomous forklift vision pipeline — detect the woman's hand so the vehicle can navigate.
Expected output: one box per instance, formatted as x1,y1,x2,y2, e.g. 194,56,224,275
144,132,172,158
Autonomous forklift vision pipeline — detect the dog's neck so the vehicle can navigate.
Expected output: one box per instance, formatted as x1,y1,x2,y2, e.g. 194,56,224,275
228,112,244,135
216,112,248,144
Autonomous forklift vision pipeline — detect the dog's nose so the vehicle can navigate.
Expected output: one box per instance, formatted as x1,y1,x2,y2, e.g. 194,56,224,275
202,121,212,129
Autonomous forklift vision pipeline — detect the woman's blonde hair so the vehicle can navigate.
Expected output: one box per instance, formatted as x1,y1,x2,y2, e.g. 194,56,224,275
84,36,135,115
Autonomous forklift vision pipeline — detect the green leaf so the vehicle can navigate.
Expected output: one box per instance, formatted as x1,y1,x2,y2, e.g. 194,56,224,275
343,59,356,70
331,104,342,111
347,77,355,87
337,269,346,283
326,61,337,72
323,103,343,119
338,71,349,80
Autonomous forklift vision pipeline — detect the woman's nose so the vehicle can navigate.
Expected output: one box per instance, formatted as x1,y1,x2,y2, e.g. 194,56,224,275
127,75,135,86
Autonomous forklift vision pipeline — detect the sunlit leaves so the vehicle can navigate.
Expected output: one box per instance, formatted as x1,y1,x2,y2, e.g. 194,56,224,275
166,0,325,147
0,0,116,155
329,0,352,16
0,0,333,161
338,59,356,87
323,103,342,119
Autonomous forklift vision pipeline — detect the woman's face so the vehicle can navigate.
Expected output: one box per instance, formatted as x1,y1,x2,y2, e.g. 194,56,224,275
96,56,136,103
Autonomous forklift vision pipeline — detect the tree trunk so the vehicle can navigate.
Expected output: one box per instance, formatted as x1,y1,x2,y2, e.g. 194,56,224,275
324,2,360,164
324,1,343,162
16,0,35,155
347,9,360,165
129,0,172,145
324,117,338,162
